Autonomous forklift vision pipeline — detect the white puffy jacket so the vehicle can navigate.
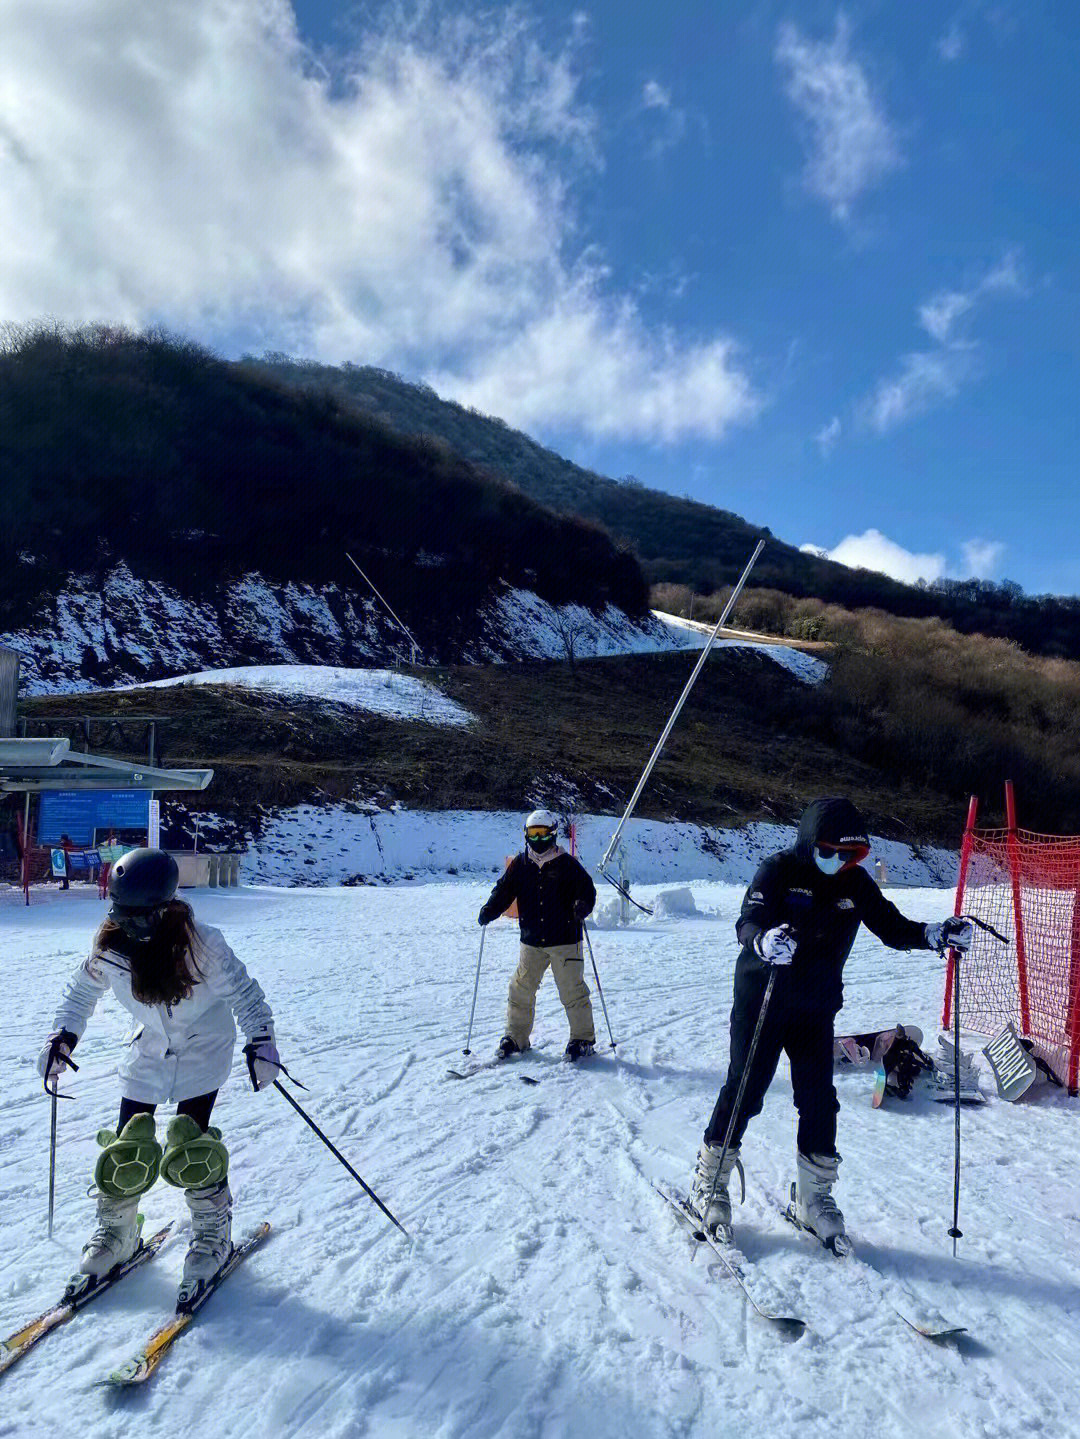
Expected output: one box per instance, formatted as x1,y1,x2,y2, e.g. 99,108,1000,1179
52,922,275,1104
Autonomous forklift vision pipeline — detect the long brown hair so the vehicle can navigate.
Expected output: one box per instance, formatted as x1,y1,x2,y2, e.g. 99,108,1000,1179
95,899,205,1007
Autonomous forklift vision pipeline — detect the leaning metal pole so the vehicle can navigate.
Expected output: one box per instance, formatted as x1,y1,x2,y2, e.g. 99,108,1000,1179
600,538,766,876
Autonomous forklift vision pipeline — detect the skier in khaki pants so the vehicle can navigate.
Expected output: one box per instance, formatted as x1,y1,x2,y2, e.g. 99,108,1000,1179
478,810,598,1062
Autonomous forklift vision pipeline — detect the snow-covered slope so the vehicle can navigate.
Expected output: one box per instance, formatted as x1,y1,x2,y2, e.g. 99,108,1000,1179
1,566,699,694
651,610,829,684
1,882,1076,1438
2,565,822,695
226,807,955,888
130,666,475,726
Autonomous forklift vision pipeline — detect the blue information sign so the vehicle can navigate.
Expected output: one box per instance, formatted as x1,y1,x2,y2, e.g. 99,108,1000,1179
38,791,152,846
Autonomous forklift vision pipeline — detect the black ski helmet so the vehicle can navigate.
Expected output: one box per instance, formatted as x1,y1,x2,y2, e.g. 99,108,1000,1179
108,848,179,911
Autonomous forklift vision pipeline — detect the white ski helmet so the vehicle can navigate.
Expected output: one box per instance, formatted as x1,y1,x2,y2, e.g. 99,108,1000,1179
525,808,557,832
524,809,558,852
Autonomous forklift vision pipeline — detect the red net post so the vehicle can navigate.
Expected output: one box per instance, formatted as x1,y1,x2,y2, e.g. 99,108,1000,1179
943,795,979,1030
1068,893,1080,1093
1005,781,1032,1034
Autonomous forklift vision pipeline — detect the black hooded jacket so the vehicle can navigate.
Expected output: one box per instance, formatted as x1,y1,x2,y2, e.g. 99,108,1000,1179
479,849,596,948
733,797,930,1016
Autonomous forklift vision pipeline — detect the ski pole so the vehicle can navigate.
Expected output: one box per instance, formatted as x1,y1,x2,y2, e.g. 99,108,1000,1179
273,1081,410,1238
702,967,778,1224
47,1086,58,1240
582,923,616,1050
948,946,963,1257
463,927,486,1056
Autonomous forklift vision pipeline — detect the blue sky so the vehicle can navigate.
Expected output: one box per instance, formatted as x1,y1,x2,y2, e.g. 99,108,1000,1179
3,2,1077,593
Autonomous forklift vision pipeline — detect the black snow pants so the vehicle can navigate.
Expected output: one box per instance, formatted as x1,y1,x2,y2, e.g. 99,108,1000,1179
704,977,839,1158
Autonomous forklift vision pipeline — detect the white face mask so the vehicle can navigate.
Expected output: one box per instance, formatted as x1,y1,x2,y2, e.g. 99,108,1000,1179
814,849,845,876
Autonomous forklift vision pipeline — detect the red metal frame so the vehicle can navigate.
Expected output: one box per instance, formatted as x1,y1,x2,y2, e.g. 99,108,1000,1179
1005,781,1032,1035
1067,885,1080,1094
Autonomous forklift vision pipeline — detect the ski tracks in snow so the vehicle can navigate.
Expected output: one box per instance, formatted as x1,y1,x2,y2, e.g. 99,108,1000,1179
2,883,1079,1438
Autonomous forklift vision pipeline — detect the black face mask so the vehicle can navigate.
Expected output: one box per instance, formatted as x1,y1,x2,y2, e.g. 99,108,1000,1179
526,832,556,853
109,905,165,942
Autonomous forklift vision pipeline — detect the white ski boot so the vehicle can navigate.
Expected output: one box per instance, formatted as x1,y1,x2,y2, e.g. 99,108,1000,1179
179,1180,233,1306
688,1140,744,1241
792,1151,851,1255
79,1193,142,1277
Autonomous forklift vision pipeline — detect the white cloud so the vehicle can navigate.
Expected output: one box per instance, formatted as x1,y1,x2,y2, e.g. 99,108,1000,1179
802,530,947,585
431,289,761,441
864,251,1026,431
919,250,1026,342
815,415,842,455
862,346,979,433
803,531,1007,585
918,291,975,344
639,77,689,157
0,1,759,444
937,22,966,61
775,15,902,220
961,539,1005,577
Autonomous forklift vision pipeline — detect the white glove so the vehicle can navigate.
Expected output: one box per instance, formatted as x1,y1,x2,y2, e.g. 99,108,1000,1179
243,1032,281,1091
753,924,797,966
37,1029,78,1091
925,916,974,954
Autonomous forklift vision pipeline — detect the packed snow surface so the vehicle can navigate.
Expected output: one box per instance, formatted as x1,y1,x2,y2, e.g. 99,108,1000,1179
129,665,475,726
2,882,1078,1438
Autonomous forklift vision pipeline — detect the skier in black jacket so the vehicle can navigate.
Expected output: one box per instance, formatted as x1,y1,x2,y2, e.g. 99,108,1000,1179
688,796,972,1249
478,809,597,1061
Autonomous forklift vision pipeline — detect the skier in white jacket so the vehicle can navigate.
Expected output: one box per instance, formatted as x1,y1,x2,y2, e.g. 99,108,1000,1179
37,848,281,1305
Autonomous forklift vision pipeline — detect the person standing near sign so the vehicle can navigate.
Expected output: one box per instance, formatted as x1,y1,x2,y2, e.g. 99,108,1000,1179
36,849,283,1307
58,834,74,890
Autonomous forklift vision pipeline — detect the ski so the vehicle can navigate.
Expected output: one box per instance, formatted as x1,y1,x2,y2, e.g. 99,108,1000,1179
655,1185,806,1339
0,1224,173,1379
446,1040,549,1081
100,1222,271,1387
777,1189,966,1341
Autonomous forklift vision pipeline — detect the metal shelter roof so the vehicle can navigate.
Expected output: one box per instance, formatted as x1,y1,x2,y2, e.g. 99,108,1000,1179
0,737,213,794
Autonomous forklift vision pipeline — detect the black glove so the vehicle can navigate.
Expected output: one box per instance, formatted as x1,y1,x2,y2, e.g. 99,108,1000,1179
573,899,591,922
37,1029,79,1093
478,908,492,926
881,1032,934,1098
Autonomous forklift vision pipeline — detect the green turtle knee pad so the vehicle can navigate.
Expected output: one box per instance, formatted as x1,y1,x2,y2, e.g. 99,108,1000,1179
160,1114,229,1190
94,1113,162,1198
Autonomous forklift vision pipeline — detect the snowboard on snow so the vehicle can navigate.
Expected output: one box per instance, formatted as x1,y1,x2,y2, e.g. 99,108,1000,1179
834,1026,922,1067
982,1022,1039,1101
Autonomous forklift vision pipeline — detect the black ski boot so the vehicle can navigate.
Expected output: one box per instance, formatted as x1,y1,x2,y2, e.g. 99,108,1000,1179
564,1039,596,1062
496,1035,523,1060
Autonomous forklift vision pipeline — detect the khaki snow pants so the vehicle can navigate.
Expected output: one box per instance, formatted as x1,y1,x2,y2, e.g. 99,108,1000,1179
506,942,596,1047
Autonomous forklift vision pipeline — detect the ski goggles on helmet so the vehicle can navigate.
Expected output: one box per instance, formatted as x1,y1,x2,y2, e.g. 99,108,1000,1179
108,904,166,941
525,825,556,840
814,841,869,871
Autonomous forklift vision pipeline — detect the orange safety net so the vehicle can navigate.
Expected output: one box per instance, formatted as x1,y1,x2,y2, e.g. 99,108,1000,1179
946,826,1080,1091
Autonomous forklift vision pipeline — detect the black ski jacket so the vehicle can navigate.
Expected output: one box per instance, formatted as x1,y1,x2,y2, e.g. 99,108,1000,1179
734,798,931,1016
479,850,596,948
